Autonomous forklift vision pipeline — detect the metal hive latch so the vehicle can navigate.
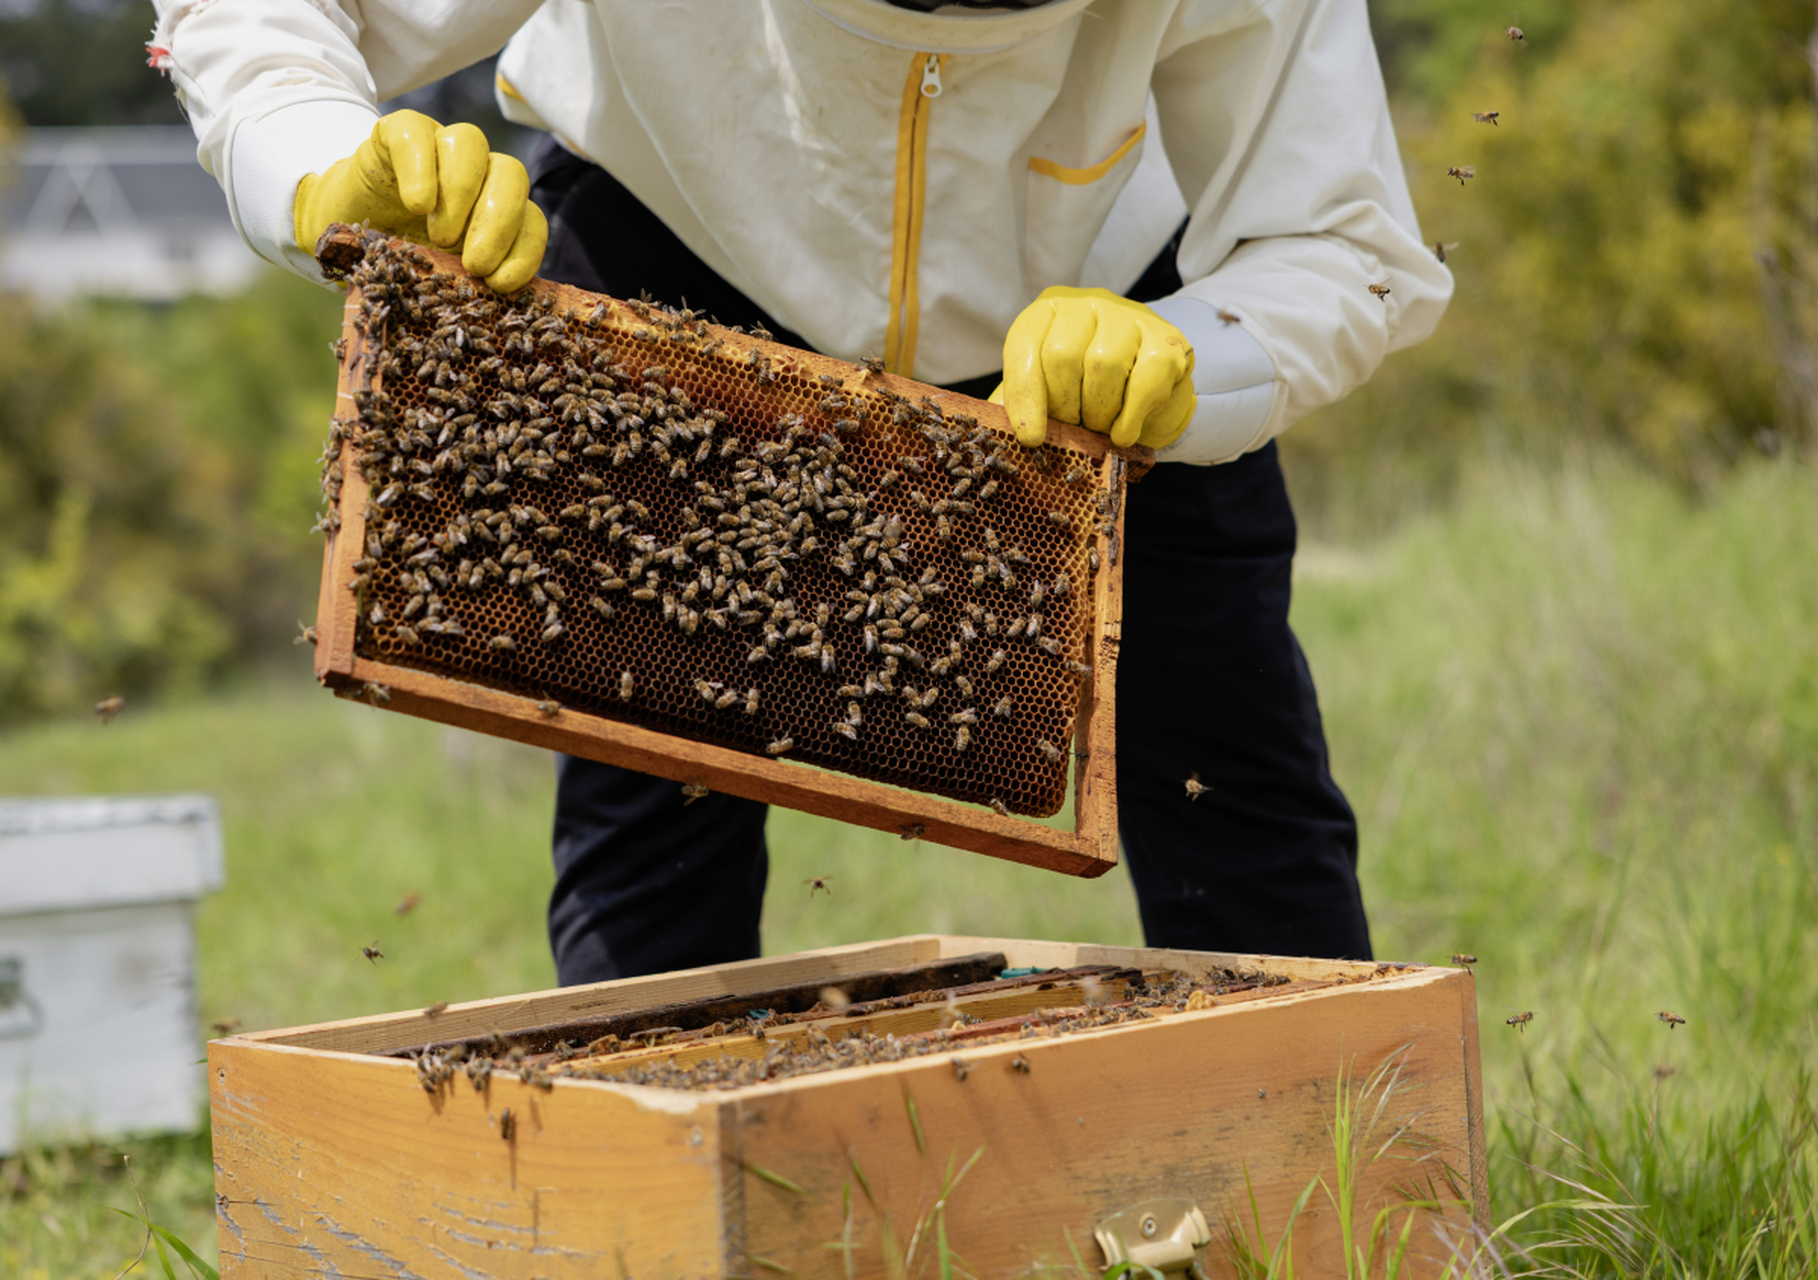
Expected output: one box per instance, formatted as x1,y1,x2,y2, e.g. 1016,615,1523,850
1095,1198,1213,1278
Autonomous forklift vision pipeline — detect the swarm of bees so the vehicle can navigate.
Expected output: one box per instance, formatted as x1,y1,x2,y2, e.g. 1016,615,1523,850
318,231,1120,817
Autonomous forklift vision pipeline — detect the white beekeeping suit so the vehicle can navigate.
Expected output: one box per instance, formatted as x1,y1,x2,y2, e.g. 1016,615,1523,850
150,0,1451,465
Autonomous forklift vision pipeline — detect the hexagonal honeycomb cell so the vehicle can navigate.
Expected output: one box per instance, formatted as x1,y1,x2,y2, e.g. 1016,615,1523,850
321,232,1124,818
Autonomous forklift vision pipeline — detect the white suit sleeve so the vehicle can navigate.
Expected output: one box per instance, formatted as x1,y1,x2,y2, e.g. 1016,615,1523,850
150,0,541,274
1148,0,1453,464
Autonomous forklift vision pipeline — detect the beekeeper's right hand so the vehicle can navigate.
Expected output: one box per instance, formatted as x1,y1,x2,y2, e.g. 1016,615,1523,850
292,109,546,294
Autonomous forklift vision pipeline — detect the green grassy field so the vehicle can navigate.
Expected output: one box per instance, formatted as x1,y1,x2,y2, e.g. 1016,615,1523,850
2,452,1814,1277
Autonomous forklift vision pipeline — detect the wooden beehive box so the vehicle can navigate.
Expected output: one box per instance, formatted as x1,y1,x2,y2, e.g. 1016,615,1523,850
310,229,1150,878
209,935,1487,1278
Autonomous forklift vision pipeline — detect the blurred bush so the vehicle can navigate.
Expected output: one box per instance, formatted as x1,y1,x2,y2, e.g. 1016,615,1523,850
1286,0,1818,534
0,274,342,722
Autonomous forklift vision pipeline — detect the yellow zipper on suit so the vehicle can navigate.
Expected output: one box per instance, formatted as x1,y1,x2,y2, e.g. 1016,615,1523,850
885,52,947,379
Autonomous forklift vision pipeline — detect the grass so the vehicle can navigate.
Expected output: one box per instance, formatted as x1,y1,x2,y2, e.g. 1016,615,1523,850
2,450,1815,1275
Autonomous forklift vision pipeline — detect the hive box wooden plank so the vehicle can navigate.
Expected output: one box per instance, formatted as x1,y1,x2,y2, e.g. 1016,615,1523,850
210,935,1487,1278
311,230,1148,880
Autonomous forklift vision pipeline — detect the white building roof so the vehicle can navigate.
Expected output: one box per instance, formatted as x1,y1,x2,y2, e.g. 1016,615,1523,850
1,126,265,299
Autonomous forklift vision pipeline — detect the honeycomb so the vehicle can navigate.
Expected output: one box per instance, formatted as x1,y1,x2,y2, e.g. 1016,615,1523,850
320,230,1120,816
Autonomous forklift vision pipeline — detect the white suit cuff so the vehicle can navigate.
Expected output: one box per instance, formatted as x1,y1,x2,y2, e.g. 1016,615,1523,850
1146,295,1279,465
227,100,380,282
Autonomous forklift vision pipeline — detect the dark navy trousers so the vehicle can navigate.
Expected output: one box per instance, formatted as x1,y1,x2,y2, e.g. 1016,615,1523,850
531,139,1372,984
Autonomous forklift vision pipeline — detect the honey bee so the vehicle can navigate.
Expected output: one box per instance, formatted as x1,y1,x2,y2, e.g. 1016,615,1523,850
900,824,925,840
1433,241,1460,263
1506,25,1523,42
993,696,1013,719
1506,1011,1533,1032
423,1001,449,1017
745,687,761,714
619,670,635,700
955,725,971,752
860,354,886,374
535,699,562,717
988,798,1010,818
295,621,318,646
93,695,125,725
1009,1055,1031,1074
1368,283,1391,301
490,634,517,652
497,1107,516,1141
1658,1011,1686,1030
361,944,384,965
1215,308,1241,325
985,649,1007,673
1446,165,1476,186
804,875,833,898
1451,953,1477,967
905,711,931,730
394,892,422,916
1473,111,1500,126
1047,510,1071,529
766,736,794,755
1185,773,1209,801
833,720,860,740
210,1018,241,1037
951,1058,971,1081
1037,739,1063,763
361,682,391,706
682,782,710,805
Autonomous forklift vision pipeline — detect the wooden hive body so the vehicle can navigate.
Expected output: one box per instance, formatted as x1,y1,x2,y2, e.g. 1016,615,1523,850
310,229,1151,877
210,936,1488,1278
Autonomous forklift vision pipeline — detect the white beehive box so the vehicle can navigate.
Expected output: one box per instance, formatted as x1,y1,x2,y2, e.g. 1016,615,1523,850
0,795,224,1155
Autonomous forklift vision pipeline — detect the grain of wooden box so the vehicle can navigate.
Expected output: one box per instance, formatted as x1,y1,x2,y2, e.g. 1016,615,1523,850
210,935,1486,1278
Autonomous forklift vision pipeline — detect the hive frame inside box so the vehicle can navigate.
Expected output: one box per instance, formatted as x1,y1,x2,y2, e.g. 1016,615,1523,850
312,233,1150,877
209,935,1490,1279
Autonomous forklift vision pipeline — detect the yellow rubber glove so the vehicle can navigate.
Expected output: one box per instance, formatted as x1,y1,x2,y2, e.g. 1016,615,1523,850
995,286,1196,450
293,109,548,294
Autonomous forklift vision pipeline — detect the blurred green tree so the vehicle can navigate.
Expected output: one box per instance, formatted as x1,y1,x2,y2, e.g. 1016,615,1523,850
1289,0,1818,528
0,273,342,721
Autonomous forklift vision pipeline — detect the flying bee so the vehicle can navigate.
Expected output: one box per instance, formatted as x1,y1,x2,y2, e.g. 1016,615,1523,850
619,670,635,700
1446,165,1476,186
1368,283,1391,301
804,875,833,898
1433,241,1461,263
1185,773,1209,801
1473,110,1500,126
1659,1011,1686,1030
1506,1011,1533,1032
1506,25,1523,42
361,682,391,706
94,695,126,725
295,621,318,646
1037,739,1063,763
361,944,384,965
1452,953,1477,967
682,782,710,805
490,634,517,652
954,725,971,752
987,798,1010,818
211,1018,242,1037
1215,308,1242,325
993,696,1013,718
766,736,794,755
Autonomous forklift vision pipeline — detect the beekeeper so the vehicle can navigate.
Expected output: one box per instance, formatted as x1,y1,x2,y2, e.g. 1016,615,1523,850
154,0,1451,981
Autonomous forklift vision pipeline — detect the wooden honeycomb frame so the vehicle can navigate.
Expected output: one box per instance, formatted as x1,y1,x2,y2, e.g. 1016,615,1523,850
311,229,1150,877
